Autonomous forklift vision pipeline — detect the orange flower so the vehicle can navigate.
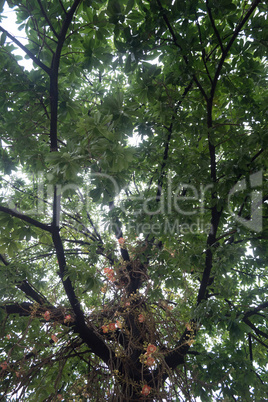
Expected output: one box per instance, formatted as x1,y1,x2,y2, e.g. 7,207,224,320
104,267,116,282
64,314,72,323
108,272,115,282
118,237,125,245
146,356,155,366
1,361,8,371
138,314,145,323
104,267,111,274
51,334,58,343
141,385,151,396
108,323,116,331
147,344,157,354
102,325,108,333
44,311,50,321
57,395,63,400
187,339,195,346
6,334,11,340
116,320,122,329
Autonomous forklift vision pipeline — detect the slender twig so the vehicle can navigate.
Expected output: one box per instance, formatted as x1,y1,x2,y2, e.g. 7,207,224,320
211,0,262,100
37,0,59,38
59,0,67,15
206,0,225,53
250,333,268,348
156,0,208,101
248,334,253,361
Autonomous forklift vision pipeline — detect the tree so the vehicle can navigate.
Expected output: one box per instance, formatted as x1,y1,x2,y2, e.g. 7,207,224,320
0,0,267,400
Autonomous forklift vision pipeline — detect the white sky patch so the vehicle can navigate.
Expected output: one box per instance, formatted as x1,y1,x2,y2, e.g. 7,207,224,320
127,133,142,147
245,246,254,257
1,4,33,70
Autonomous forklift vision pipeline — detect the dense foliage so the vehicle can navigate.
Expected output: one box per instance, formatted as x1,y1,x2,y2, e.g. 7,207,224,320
0,0,267,400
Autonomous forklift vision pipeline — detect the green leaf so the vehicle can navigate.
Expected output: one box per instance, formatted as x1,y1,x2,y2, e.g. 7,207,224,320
0,1,267,400
0,0,5,13
126,0,135,14
0,31,6,45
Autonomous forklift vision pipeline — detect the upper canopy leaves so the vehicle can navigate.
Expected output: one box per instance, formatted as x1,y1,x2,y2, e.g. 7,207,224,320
0,0,267,400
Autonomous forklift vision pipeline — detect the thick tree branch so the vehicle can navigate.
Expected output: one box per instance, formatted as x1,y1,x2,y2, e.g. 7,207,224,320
243,301,268,319
49,0,81,151
197,96,222,305
250,148,264,163
243,318,268,340
47,1,90,351
109,201,130,262
197,202,222,304
51,229,110,356
52,228,84,322
0,253,8,266
156,127,172,200
0,302,34,316
17,280,54,307
0,301,113,365
108,202,147,294
1,303,113,366
0,26,51,74
51,227,113,362
0,302,64,321
0,253,54,307
0,205,52,232
153,79,194,210
52,186,61,228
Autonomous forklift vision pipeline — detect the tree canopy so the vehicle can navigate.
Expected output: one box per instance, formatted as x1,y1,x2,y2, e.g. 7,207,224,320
0,0,267,400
